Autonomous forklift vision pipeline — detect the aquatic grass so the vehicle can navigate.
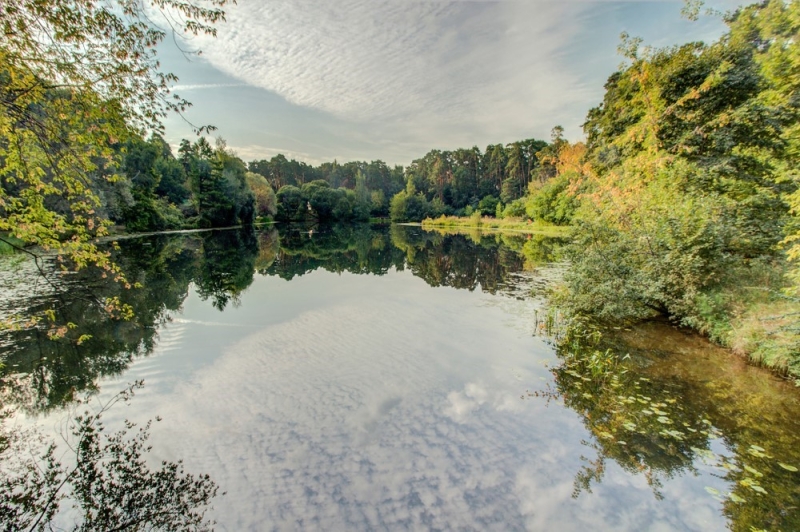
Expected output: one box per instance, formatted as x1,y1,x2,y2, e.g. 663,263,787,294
420,215,570,236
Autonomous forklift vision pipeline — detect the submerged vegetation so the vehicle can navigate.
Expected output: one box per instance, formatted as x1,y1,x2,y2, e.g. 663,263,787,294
531,319,800,532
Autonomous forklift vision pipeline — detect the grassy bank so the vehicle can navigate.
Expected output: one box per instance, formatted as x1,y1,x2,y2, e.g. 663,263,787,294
697,265,800,383
0,235,26,255
553,256,800,385
421,215,569,236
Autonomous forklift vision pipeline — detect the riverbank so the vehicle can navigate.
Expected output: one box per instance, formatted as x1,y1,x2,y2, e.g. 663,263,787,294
551,259,800,385
0,235,25,255
420,215,569,236
711,284,800,385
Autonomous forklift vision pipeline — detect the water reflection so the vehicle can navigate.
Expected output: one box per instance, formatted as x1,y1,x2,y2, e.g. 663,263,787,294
532,321,800,532
0,224,551,412
1,224,798,531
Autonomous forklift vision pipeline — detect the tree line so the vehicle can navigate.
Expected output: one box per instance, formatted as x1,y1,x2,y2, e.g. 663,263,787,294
248,137,558,223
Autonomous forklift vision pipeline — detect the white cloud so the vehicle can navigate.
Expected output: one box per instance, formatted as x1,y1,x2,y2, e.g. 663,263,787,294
156,0,745,162
226,143,321,163
169,83,248,91
195,0,595,146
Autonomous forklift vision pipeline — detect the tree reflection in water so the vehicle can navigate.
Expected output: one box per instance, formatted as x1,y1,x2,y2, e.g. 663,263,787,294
0,383,219,531
0,223,558,527
1,224,551,413
528,320,800,532
1,224,797,531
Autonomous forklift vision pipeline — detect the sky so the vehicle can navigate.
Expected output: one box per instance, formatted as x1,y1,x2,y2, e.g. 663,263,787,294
159,0,742,166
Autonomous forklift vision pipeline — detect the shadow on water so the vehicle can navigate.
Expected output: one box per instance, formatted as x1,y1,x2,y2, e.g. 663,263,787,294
1,223,798,531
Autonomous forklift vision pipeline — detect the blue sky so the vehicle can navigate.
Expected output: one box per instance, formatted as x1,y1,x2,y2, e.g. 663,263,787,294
160,0,741,166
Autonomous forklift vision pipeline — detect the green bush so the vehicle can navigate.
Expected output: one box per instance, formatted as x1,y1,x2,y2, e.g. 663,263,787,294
276,185,306,221
526,174,578,225
502,198,527,219
478,195,499,217
557,176,745,325
389,191,432,222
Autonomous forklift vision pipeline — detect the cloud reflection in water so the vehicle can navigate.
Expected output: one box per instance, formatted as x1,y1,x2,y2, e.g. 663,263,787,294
129,271,726,531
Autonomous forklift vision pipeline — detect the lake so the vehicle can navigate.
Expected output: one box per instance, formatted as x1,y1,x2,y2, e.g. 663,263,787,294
1,224,799,531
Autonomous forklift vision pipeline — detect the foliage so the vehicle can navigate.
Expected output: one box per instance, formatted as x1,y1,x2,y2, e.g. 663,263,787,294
551,0,800,377
181,138,255,229
477,195,500,217
245,172,278,219
275,180,369,222
249,157,405,201
0,0,233,330
265,138,554,221
389,190,432,222
500,198,527,219
526,174,579,225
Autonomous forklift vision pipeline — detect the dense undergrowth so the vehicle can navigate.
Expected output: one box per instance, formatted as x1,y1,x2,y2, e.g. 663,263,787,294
546,1,800,381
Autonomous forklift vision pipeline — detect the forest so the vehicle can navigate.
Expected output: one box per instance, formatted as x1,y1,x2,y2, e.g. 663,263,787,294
83,134,557,229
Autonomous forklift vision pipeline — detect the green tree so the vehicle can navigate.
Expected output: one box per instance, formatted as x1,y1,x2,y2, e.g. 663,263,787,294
484,144,507,195
1,0,232,329
276,185,306,221
246,171,278,218
185,138,254,228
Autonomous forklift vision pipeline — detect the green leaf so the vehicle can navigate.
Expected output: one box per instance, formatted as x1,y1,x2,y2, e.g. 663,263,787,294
728,493,746,504
778,462,798,472
744,465,763,478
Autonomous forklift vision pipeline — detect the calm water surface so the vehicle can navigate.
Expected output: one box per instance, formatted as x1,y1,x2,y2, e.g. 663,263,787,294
1,225,798,531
